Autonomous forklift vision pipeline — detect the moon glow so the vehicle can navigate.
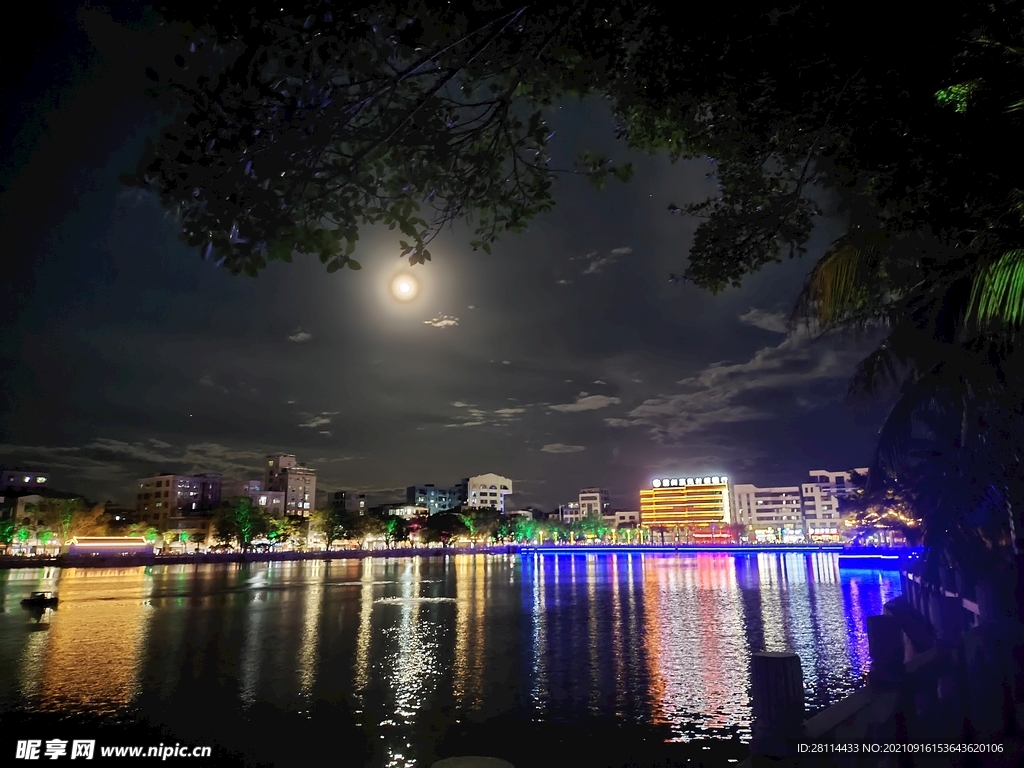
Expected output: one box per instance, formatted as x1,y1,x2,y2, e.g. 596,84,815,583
390,273,420,302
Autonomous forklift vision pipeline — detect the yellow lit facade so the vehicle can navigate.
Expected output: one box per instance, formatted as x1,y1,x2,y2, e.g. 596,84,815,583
640,476,732,541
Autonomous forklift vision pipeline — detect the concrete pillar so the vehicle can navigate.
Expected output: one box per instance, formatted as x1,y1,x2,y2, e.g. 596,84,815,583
931,593,964,647
750,652,805,759
868,614,905,687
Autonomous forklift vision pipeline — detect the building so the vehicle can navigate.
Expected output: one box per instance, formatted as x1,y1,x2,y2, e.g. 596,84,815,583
639,474,732,542
264,454,317,517
251,490,286,517
68,536,154,557
578,488,610,517
135,473,222,528
1,469,51,492
369,503,429,518
614,510,640,527
802,468,868,542
731,484,805,543
328,490,368,515
558,502,582,524
461,473,513,512
406,484,459,515
222,479,263,498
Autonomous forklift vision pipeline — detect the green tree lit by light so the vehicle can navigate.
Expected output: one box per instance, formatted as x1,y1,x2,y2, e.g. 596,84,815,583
935,80,979,113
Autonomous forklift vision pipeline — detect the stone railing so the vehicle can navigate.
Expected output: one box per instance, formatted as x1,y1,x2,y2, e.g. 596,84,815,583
740,614,952,767
740,561,1024,766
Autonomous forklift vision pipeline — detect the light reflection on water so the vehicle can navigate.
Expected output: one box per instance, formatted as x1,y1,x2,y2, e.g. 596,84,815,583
0,553,899,766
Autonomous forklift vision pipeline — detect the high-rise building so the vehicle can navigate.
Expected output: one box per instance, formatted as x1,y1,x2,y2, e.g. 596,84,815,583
460,473,513,511
264,454,316,517
578,488,610,517
731,483,805,543
406,484,459,515
639,474,732,542
135,473,222,528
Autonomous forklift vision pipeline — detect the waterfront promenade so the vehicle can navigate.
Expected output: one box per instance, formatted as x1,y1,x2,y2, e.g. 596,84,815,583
0,543,909,569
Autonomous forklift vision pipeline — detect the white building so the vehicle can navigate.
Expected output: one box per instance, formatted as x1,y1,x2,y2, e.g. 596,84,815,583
614,510,640,527
463,473,512,512
578,488,610,517
731,484,806,543
801,468,868,540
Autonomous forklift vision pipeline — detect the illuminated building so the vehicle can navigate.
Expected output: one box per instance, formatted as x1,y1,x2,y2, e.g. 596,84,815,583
731,484,806,543
460,473,512,512
558,501,582,523
639,475,732,542
801,468,867,541
135,473,222,528
405,484,459,515
264,454,317,517
0,468,50,492
67,536,153,556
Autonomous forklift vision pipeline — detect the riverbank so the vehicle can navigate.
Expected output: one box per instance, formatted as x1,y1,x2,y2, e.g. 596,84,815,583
0,544,918,569
0,545,520,569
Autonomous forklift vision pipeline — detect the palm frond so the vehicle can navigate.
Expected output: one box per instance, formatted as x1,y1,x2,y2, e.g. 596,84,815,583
846,341,904,402
790,240,874,332
967,248,1024,328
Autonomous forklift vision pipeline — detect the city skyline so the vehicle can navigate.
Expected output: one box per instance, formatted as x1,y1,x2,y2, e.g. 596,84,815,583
0,5,888,511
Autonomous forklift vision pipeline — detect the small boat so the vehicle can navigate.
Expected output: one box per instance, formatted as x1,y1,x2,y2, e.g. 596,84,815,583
21,591,58,608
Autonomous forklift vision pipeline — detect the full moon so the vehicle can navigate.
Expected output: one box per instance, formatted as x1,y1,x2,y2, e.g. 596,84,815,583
390,273,419,301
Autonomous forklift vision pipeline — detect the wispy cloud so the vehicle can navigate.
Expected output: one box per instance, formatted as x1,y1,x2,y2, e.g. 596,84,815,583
298,411,339,429
605,330,877,442
555,279,572,285
739,308,788,334
288,330,312,343
494,407,526,416
425,314,459,328
446,402,530,428
550,393,622,412
198,375,228,393
541,443,586,454
579,246,632,275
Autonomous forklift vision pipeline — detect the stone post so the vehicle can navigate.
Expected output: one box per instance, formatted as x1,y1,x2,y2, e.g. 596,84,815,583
930,592,964,647
867,614,905,687
750,652,805,759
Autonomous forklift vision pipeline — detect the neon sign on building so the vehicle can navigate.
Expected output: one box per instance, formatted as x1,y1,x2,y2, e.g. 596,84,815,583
640,476,732,538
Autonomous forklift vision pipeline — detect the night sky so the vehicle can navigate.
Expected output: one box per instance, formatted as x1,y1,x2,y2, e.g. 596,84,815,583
0,3,888,509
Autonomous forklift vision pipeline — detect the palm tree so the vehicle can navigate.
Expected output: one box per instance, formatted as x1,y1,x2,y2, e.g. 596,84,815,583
793,229,1024,600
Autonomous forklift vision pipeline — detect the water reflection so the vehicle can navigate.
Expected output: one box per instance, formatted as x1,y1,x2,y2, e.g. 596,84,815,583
26,568,152,713
521,552,901,741
0,553,900,766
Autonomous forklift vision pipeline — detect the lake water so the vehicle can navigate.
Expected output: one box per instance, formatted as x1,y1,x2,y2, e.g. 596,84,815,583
0,553,900,767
